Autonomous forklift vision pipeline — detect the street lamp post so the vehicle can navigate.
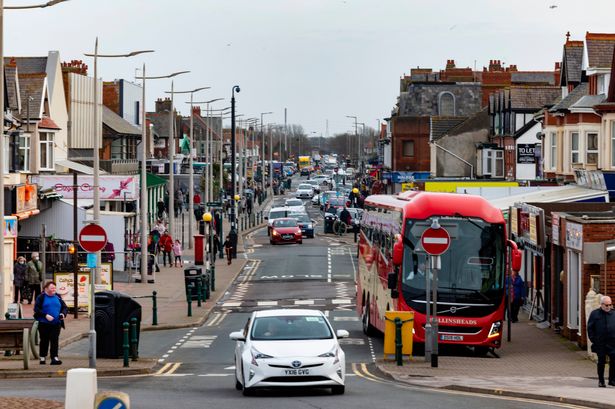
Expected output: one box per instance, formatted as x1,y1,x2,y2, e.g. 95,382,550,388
165,87,208,250
358,122,365,173
0,0,69,334
135,69,189,282
259,112,272,194
230,86,240,230
346,115,358,166
84,43,153,370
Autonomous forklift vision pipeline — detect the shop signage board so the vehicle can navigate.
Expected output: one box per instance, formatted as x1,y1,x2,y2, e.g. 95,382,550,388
510,207,518,236
566,222,583,251
552,213,560,246
34,175,139,200
54,263,113,308
529,214,539,245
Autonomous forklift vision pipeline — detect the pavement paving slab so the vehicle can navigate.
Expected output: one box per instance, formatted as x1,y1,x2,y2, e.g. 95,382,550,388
0,397,63,409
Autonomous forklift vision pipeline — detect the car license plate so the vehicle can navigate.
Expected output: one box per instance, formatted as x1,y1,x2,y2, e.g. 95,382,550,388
284,369,310,375
440,334,463,341
283,234,293,239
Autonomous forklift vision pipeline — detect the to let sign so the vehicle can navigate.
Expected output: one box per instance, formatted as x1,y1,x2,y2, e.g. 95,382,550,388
517,144,536,164
421,227,451,256
79,224,108,253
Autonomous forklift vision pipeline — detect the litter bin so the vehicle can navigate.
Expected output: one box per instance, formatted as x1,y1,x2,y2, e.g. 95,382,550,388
95,291,141,358
184,265,209,300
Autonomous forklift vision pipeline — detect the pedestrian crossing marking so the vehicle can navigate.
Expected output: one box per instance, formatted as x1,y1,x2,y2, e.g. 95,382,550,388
223,301,242,307
334,316,359,321
181,335,217,349
257,300,278,306
294,300,315,305
338,338,365,345
332,299,352,304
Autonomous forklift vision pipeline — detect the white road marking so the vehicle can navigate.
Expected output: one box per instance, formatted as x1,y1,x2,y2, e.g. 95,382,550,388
198,374,233,377
338,338,365,345
294,299,315,305
332,299,352,304
224,365,236,370
223,301,243,307
334,316,359,321
257,300,278,306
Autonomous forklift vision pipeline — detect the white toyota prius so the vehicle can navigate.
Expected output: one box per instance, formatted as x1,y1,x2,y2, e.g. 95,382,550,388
229,309,348,395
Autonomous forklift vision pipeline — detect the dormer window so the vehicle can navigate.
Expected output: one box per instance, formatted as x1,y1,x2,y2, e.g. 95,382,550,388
438,92,455,116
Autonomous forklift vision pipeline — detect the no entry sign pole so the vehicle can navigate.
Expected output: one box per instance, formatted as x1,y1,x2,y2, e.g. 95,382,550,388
79,223,108,370
421,219,450,368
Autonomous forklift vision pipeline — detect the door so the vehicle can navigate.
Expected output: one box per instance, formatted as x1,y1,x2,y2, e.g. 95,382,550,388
567,250,581,332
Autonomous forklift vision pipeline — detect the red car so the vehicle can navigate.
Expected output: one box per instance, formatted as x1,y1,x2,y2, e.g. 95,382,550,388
270,218,303,245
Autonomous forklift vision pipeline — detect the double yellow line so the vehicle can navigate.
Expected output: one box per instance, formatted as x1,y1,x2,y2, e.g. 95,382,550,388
351,363,388,385
154,362,181,376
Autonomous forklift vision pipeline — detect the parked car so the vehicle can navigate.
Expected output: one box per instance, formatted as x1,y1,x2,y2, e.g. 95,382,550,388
269,218,303,245
230,309,348,395
295,183,315,198
290,212,315,238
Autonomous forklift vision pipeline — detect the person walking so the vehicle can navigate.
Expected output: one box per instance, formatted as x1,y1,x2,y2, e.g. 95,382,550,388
587,295,615,387
506,270,525,323
13,256,27,303
159,231,173,267
26,252,44,304
33,281,68,365
224,235,233,265
172,239,183,267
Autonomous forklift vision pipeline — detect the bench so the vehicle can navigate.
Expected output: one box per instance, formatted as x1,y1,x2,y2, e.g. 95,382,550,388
0,320,39,369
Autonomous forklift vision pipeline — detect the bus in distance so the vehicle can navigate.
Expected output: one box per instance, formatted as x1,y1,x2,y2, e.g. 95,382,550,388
357,190,521,354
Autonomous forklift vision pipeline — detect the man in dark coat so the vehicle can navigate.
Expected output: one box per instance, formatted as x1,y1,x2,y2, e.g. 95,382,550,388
587,295,615,387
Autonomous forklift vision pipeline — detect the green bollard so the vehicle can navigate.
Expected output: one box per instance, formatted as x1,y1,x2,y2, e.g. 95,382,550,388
187,283,193,317
130,317,138,361
395,317,403,366
196,276,203,307
152,291,158,326
123,322,130,368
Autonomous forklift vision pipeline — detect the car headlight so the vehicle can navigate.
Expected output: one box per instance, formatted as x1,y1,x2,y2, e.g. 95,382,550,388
307,224,313,229
319,347,340,364
250,347,273,366
272,230,280,236
488,321,502,338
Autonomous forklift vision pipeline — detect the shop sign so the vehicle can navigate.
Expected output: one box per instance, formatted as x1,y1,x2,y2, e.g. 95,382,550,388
510,207,519,236
35,175,139,201
517,144,536,164
565,222,583,251
552,213,560,246
54,263,113,308
519,212,529,234
3,216,17,238
16,184,37,213
401,182,414,192
529,214,539,245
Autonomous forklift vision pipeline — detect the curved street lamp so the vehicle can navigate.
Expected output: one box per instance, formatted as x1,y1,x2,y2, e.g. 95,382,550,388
230,86,240,231
134,69,189,283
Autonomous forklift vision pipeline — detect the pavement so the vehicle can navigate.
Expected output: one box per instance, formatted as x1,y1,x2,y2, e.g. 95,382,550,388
0,195,273,407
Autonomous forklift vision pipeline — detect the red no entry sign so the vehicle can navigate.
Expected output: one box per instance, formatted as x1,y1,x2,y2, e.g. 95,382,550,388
79,224,108,253
421,227,450,256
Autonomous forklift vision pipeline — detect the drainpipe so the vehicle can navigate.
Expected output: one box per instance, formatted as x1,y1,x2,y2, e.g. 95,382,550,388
430,141,474,179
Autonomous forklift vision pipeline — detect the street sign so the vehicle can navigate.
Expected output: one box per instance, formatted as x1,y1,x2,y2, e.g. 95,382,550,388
206,201,222,207
421,227,450,256
79,224,108,253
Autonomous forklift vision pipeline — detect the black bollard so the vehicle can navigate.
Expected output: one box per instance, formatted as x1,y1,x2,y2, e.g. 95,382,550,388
130,317,139,361
395,317,403,366
123,322,130,368
152,291,158,326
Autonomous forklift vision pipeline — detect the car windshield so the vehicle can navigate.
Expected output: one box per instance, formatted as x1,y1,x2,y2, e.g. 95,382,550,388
274,219,298,227
292,214,310,223
251,315,333,340
285,199,303,206
298,184,312,190
269,210,286,219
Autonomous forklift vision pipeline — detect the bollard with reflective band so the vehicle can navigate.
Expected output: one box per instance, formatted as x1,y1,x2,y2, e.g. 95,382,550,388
196,276,202,307
130,317,138,361
122,322,130,368
152,291,158,326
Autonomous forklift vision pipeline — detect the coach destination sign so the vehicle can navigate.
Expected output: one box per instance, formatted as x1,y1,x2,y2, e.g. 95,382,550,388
517,144,536,164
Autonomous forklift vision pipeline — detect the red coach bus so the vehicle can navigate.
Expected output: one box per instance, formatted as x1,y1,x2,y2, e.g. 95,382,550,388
357,190,521,353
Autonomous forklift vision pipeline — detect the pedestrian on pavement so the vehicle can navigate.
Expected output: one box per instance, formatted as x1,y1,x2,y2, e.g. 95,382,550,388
194,192,201,206
587,295,615,387
33,281,67,365
154,219,166,236
13,256,27,303
159,231,174,267
172,239,183,267
505,270,525,323
26,252,44,304
156,198,166,220
224,235,232,265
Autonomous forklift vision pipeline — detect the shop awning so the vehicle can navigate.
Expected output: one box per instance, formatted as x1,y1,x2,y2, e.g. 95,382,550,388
56,159,108,175
490,185,609,212
143,172,168,188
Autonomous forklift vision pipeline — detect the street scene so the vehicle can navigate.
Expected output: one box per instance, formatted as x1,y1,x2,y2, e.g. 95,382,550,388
1,1,615,408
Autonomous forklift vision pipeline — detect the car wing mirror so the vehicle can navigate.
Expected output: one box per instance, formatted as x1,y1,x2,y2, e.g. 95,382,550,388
229,331,246,342
336,329,349,339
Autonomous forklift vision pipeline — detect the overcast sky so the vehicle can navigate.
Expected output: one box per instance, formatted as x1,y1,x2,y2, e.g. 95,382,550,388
5,0,615,136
